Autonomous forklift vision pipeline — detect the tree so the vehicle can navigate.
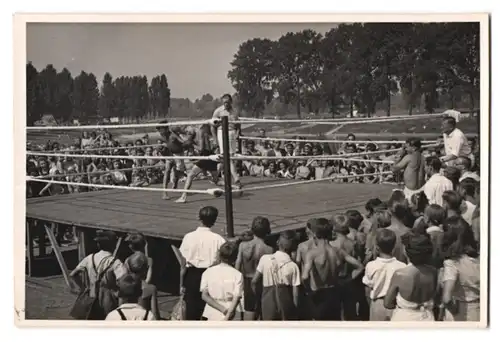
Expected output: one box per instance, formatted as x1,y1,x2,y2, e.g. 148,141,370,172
38,64,58,116
26,62,43,125
272,30,324,118
54,68,74,123
98,72,115,118
227,38,275,117
158,74,171,117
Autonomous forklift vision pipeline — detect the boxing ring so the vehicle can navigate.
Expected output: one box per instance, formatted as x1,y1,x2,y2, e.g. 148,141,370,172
24,113,442,293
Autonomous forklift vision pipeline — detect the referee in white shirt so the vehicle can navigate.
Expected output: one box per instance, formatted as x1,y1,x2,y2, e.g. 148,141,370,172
179,206,226,320
440,116,472,166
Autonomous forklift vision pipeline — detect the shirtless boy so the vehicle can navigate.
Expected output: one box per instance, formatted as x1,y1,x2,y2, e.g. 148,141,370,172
235,216,273,320
392,137,426,201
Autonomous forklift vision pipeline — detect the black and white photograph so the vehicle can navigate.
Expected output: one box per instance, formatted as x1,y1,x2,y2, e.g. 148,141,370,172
13,13,489,327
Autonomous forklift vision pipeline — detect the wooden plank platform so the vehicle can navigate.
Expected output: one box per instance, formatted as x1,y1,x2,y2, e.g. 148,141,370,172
26,178,395,240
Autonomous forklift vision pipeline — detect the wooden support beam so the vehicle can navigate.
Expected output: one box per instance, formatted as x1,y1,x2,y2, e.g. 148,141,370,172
76,227,87,262
44,223,72,289
113,237,123,258
26,219,34,277
36,220,46,257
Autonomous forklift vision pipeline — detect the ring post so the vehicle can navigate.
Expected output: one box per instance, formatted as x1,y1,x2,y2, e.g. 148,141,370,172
221,116,235,238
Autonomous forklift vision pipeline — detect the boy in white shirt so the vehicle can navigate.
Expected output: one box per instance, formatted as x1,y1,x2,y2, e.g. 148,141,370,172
106,274,155,321
362,228,406,321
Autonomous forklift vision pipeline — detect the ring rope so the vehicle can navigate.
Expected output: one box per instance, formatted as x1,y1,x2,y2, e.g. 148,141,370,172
231,144,440,161
234,171,394,193
26,177,213,194
231,113,445,125
26,119,216,131
239,136,438,145
32,164,167,179
48,143,164,153
26,151,219,161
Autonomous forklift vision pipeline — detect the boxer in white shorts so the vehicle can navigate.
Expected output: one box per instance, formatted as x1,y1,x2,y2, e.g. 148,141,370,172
211,94,242,189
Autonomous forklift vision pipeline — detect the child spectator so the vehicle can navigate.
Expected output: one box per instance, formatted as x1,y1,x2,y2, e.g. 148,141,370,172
105,274,155,321
362,229,406,321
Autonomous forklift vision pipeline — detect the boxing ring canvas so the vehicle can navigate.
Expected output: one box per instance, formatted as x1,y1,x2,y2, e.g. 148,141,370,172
26,178,395,240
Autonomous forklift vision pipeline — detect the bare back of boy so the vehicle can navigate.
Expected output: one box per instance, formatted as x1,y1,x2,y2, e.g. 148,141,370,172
304,242,340,291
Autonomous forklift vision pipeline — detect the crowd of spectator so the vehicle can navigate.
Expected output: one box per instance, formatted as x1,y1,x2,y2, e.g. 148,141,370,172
26,126,479,199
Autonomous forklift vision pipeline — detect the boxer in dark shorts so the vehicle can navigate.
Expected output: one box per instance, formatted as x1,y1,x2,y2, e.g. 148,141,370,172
175,124,220,203
156,121,186,200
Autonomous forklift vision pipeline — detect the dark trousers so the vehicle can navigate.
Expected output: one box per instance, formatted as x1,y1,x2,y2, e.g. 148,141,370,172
305,287,341,321
338,279,358,321
183,267,207,320
261,285,297,321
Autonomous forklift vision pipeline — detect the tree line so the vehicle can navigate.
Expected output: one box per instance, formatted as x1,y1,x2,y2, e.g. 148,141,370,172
227,22,480,118
26,63,171,125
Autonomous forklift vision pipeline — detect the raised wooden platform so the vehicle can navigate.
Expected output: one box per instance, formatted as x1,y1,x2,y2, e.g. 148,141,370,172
26,178,395,240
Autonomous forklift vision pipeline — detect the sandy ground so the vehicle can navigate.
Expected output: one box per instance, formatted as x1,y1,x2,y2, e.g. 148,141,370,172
25,276,179,320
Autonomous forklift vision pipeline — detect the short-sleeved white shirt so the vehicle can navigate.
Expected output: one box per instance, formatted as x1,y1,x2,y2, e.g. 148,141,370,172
179,227,226,268
256,251,301,287
443,128,472,159
423,174,454,206
362,257,406,300
200,263,244,320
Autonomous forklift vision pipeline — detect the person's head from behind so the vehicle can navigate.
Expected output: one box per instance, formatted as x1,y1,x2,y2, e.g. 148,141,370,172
455,156,472,173
388,191,411,223
125,251,149,279
458,178,477,200
444,166,461,188
307,218,332,240
424,204,446,227
156,120,169,135
425,156,442,176
442,216,478,259
94,230,117,252
365,198,383,218
251,216,271,239
278,230,298,254
218,241,238,266
441,116,457,135
376,228,397,256
332,214,350,236
405,137,422,153
404,233,434,266
345,209,364,231
117,274,143,303
410,191,429,214
442,190,462,213
373,210,392,229
126,233,146,252
199,206,219,228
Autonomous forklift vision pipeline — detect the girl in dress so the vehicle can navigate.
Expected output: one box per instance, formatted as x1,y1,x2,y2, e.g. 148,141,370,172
439,216,480,321
384,233,438,321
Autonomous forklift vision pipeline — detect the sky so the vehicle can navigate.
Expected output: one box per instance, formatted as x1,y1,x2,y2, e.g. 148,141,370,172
27,23,338,100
